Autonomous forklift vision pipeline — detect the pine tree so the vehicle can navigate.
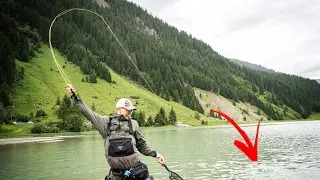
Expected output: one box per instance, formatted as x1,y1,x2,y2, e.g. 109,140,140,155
100,68,112,83
136,111,146,127
154,113,163,126
164,89,170,101
159,107,168,125
169,107,177,124
182,94,189,107
85,76,89,82
146,115,154,126
62,94,71,108
80,59,89,75
89,69,97,83
172,90,180,102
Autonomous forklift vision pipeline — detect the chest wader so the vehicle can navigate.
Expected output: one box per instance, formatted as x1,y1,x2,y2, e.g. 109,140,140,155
104,116,140,179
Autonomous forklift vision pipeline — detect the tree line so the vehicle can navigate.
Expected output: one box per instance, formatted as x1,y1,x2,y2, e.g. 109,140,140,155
30,95,178,134
132,107,177,127
0,11,41,127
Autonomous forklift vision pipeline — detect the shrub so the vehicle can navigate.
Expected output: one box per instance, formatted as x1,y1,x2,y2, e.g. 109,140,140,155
201,120,208,125
44,126,60,133
31,123,60,134
241,108,249,115
31,124,46,134
195,112,200,121
130,96,140,99
36,109,47,117
15,114,30,122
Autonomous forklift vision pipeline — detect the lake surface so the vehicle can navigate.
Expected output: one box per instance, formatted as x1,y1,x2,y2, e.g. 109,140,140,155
1,121,320,180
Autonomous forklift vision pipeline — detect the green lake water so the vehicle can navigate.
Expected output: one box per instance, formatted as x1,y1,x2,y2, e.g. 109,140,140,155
1,121,320,180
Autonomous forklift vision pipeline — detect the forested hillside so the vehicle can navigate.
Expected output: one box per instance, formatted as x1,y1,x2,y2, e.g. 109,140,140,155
1,0,320,123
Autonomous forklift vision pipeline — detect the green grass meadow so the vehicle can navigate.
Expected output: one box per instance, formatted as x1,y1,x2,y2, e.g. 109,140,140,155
308,112,320,120
11,45,217,126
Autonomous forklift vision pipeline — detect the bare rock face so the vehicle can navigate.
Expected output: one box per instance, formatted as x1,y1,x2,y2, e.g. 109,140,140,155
135,17,159,38
93,0,110,8
195,88,266,122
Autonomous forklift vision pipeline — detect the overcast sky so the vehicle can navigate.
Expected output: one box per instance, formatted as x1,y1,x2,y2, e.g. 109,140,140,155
128,0,320,79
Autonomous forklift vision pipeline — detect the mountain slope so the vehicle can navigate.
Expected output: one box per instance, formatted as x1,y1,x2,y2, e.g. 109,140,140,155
1,0,320,121
12,45,215,125
194,88,301,122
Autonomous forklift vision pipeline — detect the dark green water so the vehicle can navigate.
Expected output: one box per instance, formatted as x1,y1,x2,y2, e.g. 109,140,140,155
1,121,320,180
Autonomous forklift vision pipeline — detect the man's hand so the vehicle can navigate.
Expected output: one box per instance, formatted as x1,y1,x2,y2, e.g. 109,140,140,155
65,83,73,96
156,153,165,165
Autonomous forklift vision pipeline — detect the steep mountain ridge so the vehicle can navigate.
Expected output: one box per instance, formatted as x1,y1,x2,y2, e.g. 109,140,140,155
229,59,276,73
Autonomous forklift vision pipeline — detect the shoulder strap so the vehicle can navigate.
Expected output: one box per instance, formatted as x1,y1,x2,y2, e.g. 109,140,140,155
128,119,134,135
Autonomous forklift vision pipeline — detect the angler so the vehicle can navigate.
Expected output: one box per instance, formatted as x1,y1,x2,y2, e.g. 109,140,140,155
66,84,164,180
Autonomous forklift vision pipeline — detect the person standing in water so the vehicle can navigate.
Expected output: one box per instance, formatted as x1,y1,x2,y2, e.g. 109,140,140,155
65,84,165,180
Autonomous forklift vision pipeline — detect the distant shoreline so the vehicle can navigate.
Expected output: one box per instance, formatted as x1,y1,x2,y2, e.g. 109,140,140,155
0,135,83,145
0,120,319,145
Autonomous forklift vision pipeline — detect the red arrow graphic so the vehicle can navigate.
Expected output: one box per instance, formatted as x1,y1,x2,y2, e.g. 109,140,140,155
210,110,260,162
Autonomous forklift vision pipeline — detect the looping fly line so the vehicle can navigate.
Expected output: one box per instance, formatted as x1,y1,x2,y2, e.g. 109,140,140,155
49,8,155,94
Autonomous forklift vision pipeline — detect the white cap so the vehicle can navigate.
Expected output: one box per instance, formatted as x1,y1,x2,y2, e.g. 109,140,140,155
116,98,136,110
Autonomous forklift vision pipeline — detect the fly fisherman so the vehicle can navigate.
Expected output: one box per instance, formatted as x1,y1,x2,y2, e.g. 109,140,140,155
65,84,165,180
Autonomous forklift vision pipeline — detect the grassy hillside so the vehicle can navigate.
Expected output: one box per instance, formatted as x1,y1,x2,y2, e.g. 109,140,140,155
11,45,218,127
308,113,320,120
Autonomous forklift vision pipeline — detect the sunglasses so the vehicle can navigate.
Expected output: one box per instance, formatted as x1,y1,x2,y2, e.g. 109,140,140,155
122,108,133,113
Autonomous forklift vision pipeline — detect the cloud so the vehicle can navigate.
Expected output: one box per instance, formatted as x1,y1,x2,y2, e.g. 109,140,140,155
224,0,319,33
303,64,320,73
129,0,320,79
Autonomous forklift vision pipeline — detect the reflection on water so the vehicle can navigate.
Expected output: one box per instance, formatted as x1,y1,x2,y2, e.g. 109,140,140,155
1,121,320,180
